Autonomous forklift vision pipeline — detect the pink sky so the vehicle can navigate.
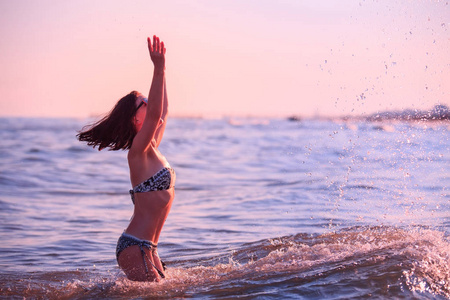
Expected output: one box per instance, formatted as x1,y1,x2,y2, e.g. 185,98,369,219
0,0,448,118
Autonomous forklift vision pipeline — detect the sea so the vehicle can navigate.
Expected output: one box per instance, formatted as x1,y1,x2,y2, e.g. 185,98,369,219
0,116,449,299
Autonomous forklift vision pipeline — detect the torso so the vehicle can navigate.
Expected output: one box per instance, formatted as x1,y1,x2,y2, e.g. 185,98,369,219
125,147,175,243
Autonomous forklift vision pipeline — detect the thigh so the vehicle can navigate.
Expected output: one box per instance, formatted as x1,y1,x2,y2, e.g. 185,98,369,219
117,245,159,282
152,251,166,278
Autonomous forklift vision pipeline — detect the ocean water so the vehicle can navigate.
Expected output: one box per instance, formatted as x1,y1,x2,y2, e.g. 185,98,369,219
0,116,449,299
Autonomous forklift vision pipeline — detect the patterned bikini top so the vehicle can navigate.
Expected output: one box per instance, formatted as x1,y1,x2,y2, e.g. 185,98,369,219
129,167,176,204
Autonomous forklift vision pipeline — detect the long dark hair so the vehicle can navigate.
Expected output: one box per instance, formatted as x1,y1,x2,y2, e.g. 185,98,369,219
77,91,140,151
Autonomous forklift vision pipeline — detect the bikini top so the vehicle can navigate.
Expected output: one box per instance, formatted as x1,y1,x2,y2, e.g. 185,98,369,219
129,167,176,204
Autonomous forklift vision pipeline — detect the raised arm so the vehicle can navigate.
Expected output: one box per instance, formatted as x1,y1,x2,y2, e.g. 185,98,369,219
153,77,168,147
129,36,166,155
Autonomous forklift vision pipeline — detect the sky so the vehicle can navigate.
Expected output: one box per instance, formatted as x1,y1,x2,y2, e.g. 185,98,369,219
0,0,449,118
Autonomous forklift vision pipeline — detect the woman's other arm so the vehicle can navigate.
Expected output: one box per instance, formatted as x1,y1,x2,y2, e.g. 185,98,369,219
154,77,168,148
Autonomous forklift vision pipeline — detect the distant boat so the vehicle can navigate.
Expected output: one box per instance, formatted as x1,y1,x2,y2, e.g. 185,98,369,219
287,116,302,122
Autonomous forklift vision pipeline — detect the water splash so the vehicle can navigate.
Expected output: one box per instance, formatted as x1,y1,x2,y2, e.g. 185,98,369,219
2,226,448,298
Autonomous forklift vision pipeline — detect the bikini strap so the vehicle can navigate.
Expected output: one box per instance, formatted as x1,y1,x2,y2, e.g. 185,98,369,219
137,241,165,279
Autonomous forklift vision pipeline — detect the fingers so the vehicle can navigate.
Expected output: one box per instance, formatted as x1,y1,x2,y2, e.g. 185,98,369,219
148,35,166,70
148,35,165,54
147,37,153,52
153,35,158,52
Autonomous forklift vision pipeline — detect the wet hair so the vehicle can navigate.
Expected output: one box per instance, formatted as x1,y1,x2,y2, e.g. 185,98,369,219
76,91,140,151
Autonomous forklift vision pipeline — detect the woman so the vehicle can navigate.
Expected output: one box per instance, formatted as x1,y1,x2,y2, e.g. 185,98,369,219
77,35,174,282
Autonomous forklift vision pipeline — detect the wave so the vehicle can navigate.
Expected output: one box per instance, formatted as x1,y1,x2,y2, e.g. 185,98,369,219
287,105,450,123
365,105,450,122
1,226,448,299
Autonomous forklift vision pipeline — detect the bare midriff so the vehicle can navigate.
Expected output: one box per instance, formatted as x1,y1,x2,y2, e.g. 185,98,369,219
125,188,175,244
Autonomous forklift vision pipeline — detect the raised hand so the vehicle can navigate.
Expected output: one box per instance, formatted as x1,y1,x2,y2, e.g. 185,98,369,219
148,35,166,71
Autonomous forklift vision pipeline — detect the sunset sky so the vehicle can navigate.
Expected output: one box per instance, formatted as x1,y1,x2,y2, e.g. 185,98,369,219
0,0,448,118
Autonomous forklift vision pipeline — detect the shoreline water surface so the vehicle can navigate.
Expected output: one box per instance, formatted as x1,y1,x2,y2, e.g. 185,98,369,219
0,117,448,298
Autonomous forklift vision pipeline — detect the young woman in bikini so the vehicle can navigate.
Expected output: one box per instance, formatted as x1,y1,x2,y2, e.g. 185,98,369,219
77,35,173,282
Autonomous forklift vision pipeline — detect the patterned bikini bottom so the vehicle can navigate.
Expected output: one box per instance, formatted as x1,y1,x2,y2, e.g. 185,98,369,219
116,232,166,279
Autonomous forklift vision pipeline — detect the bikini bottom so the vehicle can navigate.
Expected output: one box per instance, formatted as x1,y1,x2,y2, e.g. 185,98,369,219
116,232,166,278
